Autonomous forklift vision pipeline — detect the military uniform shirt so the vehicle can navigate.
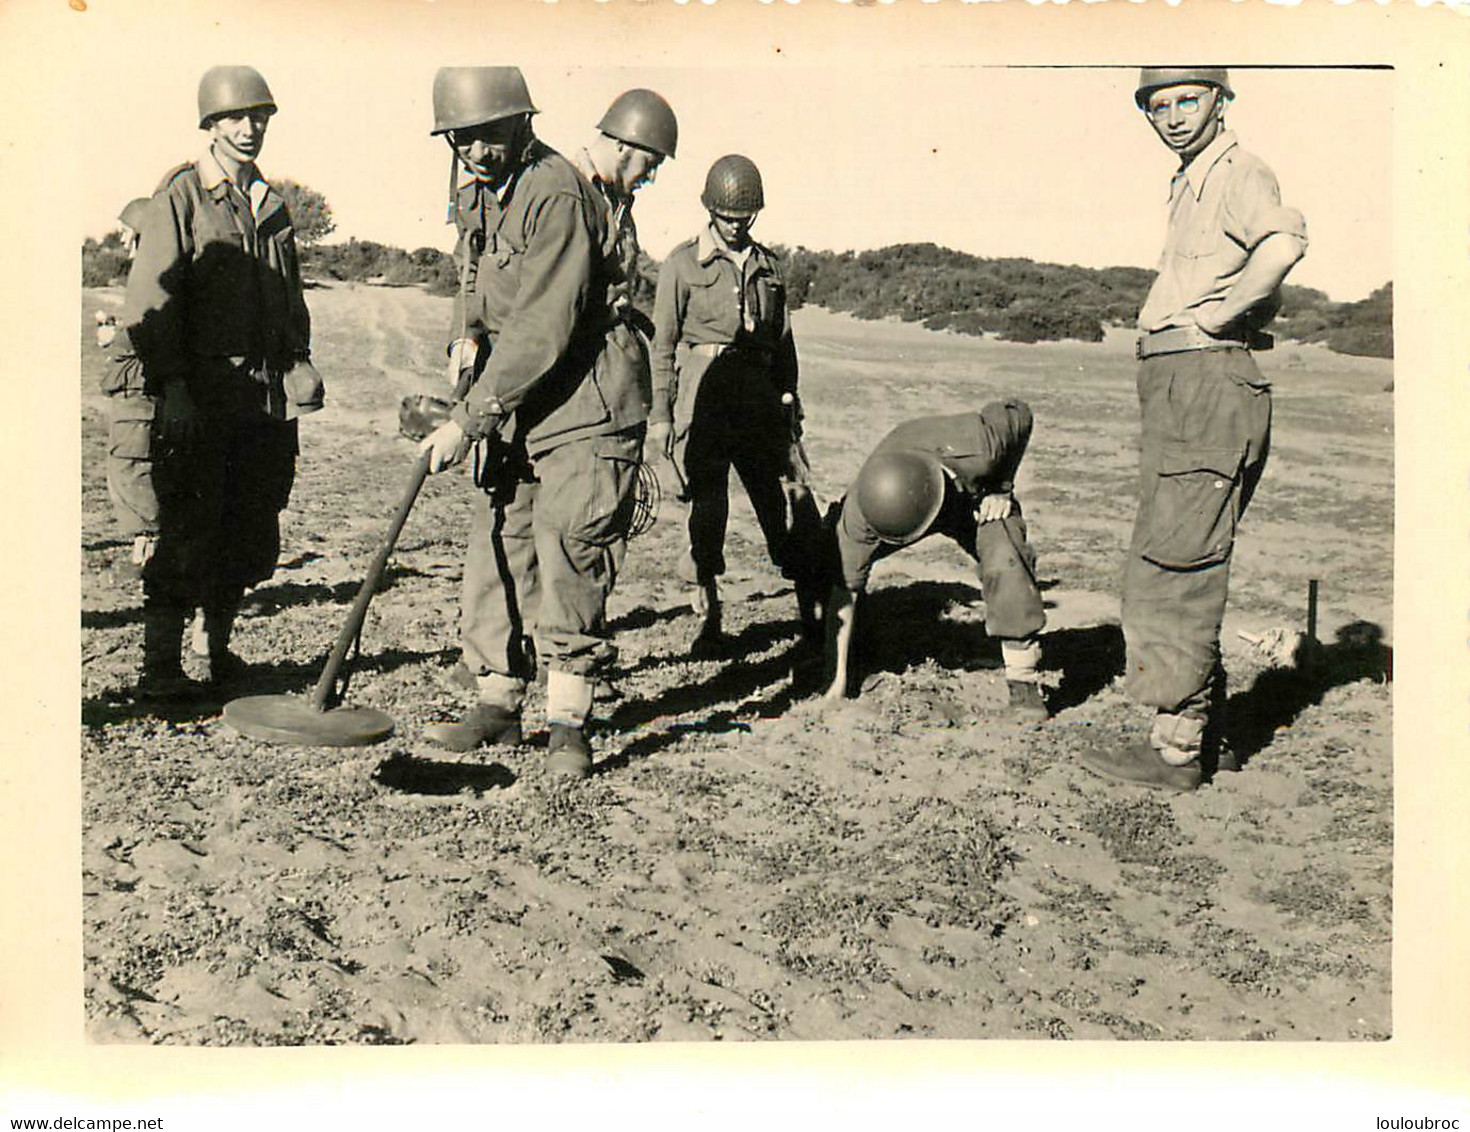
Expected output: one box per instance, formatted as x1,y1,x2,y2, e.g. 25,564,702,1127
123,146,310,383
649,225,798,425
1137,130,1308,333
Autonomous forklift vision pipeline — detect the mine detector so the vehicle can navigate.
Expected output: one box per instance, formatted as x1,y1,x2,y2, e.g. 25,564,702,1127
223,450,431,746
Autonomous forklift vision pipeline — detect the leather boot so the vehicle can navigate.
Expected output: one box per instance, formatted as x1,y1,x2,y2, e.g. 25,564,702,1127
546,724,593,780
1005,679,1049,722
191,600,246,685
424,704,524,752
137,602,197,701
690,580,725,657
1079,742,1202,793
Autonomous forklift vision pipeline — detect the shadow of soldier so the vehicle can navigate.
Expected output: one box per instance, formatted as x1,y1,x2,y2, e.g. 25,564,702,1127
854,578,1022,680
371,751,515,795
1041,622,1127,712
1226,620,1392,768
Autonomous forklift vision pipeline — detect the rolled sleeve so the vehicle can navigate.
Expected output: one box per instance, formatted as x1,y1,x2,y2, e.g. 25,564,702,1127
1224,163,1308,251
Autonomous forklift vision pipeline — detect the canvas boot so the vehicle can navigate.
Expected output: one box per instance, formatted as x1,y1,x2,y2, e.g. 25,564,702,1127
1005,680,1049,722
1001,638,1047,720
546,724,594,780
137,602,198,701
190,599,246,685
545,669,596,779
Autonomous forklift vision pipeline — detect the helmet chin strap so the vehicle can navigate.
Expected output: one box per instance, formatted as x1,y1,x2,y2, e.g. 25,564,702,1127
445,148,460,224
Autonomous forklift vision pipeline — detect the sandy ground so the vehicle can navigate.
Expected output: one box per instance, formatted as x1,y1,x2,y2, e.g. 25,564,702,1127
80,284,1393,1043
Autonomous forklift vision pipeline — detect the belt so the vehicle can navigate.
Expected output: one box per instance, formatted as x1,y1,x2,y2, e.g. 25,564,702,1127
1136,325,1272,360
691,341,775,362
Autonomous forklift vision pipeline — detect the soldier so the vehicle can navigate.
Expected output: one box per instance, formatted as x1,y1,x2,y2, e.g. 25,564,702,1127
819,402,1049,720
418,67,651,780
649,155,804,653
97,198,161,575
119,66,322,699
1081,68,1306,791
570,89,677,338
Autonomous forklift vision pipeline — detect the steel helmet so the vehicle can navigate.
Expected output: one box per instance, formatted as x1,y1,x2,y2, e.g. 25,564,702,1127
197,66,276,128
1135,67,1234,110
701,154,764,217
598,89,678,158
118,197,152,235
431,67,538,135
854,450,947,544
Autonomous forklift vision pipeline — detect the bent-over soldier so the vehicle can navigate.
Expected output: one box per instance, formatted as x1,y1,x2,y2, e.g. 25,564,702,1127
821,402,1048,720
1081,67,1306,791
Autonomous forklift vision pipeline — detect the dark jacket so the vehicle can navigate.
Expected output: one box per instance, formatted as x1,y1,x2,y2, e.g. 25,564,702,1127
874,402,1033,498
448,138,648,455
122,151,310,394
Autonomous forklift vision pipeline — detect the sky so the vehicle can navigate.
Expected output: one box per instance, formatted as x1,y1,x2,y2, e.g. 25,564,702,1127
73,21,1392,303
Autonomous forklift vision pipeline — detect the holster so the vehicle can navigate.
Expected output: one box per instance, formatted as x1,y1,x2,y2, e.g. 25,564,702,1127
473,432,535,505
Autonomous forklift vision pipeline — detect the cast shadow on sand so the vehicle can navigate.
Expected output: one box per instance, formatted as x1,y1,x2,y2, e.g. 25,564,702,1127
852,579,1058,681
371,751,515,795
81,644,456,729
1225,620,1392,767
1043,623,1127,712
606,602,691,634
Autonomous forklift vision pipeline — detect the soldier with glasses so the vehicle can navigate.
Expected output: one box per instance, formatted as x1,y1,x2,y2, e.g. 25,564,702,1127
418,68,652,780
1082,68,1307,792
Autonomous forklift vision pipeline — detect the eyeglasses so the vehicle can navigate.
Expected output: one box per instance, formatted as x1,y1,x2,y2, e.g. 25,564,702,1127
1146,91,1216,120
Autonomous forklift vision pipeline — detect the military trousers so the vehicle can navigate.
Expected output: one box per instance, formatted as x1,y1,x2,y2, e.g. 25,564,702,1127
460,426,644,703
672,352,792,584
144,382,298,610
105,391,161,539
1122,348,1272,715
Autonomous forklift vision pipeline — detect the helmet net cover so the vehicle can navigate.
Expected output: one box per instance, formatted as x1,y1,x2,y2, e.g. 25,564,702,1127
853,450,947,544
701,154,764,216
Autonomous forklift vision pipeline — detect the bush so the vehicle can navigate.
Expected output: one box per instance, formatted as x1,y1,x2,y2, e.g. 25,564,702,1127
1324,325,1393,359
949,311,995,337
82,234,132,287
276,180,336,247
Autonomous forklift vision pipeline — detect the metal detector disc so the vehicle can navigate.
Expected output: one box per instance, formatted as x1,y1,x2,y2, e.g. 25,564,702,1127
223,694,396,747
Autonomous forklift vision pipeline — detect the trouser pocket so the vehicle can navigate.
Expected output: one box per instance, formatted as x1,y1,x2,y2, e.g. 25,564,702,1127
538,432,643,548
1138,443,1244,570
